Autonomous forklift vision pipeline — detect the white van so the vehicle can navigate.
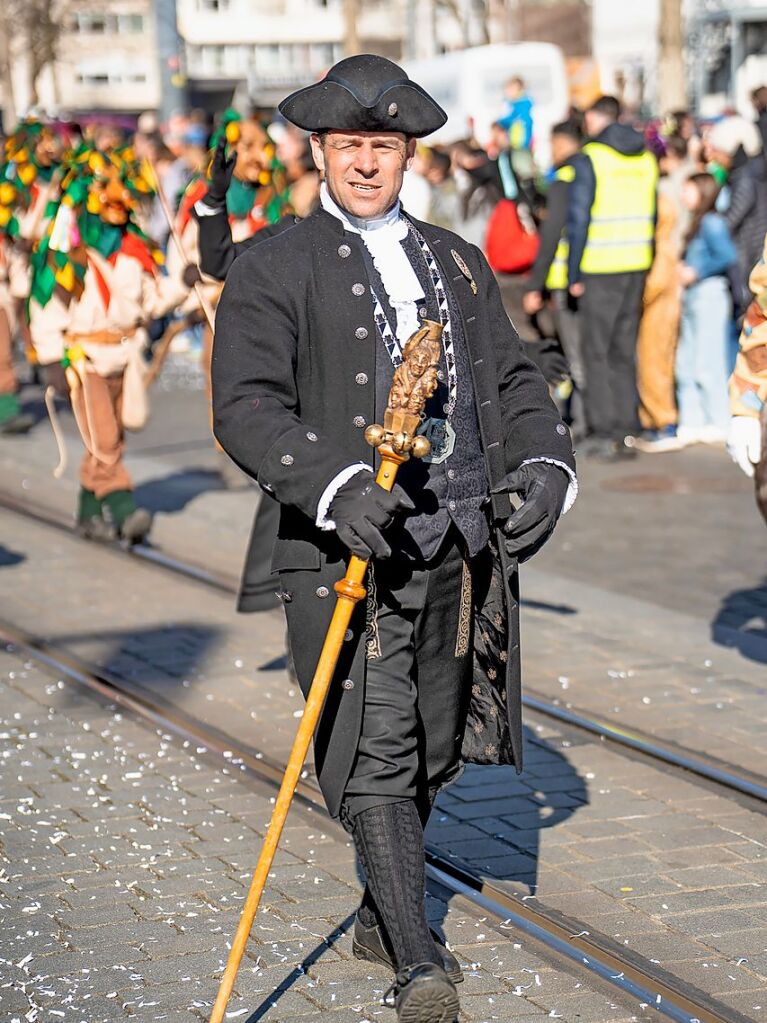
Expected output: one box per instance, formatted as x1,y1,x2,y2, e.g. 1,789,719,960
404,43,569,170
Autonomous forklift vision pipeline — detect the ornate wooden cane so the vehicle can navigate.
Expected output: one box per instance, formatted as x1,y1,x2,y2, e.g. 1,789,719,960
208,320,443,1023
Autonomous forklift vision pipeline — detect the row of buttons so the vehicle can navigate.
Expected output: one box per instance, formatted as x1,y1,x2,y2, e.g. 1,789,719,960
278,431,320,469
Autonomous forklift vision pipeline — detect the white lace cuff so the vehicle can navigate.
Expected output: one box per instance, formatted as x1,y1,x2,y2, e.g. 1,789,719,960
316,463,373,530
194,199,224,217
519,457,578,514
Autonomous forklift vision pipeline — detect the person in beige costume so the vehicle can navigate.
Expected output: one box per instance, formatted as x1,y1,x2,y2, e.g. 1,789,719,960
0,127,64,433
29,171,195,542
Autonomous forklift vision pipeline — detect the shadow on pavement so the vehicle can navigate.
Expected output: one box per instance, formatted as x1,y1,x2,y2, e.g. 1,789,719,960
711,579,767,664
428,726,588,900
239,731,587,1017
520,597,577,616
134,469,226,514
0,544,26,567
243,913,357,1022
51,623,224,693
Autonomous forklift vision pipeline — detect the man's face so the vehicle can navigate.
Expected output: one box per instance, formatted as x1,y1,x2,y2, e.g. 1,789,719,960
550,133,578,166
584,110,608,139
310,130,416,219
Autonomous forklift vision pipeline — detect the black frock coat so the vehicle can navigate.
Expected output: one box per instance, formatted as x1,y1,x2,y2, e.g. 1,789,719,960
212,207,575,818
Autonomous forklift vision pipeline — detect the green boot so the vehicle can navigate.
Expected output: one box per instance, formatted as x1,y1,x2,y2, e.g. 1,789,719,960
0,392,34,435
76,487,116,542
102,489,152,545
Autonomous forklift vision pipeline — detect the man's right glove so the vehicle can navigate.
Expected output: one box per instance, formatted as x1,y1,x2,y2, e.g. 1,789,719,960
329,473,414,560
204,136,236,211
727,415,762,478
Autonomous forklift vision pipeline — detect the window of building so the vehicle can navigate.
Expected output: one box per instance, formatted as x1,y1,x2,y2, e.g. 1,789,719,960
196,0,229,11
118,13,145,33
76,72,110,85
76,13,108,33
71,12,145,34
74,59,151,87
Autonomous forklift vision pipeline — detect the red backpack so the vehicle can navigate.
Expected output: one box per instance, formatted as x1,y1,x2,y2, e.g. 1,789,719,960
485,198,539,274
484,150,539,273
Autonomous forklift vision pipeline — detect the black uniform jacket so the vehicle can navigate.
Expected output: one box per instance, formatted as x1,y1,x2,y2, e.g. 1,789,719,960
212,207,575,817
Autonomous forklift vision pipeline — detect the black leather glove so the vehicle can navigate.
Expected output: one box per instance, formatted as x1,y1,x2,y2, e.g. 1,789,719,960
491,462,570,562
330,473,415,560
205,136,236,210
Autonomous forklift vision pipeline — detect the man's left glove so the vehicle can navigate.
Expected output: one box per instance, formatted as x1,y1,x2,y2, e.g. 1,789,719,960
491,462,569,562
205,136,236,211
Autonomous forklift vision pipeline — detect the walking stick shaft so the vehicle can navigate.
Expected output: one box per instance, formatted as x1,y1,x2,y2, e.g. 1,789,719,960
208,457,399,1023
208,320,443,1022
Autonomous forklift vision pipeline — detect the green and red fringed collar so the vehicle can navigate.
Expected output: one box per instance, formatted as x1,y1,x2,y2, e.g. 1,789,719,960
30,213,162,311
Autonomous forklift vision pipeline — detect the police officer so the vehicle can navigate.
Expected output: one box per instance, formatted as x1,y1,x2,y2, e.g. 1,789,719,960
212,55,576,1022
523,119,589,438
566,95,658,459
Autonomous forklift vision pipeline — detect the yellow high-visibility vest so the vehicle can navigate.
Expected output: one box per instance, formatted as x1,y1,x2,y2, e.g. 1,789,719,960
580,142,658,275
545,164,576,291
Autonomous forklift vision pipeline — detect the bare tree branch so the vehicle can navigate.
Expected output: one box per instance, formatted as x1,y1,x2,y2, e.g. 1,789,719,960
3,0,65,111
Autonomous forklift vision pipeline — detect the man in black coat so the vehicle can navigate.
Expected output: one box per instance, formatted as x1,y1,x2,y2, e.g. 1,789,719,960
212,55,576,1023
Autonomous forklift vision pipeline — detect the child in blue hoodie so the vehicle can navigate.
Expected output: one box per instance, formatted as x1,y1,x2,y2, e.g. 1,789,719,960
499,76,535,180
676,172,738,444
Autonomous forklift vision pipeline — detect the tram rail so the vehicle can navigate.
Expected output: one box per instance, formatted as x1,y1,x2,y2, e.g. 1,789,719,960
2,487,764,809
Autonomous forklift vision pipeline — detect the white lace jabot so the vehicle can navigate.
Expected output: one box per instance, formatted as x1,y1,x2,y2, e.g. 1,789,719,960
320,183,424,349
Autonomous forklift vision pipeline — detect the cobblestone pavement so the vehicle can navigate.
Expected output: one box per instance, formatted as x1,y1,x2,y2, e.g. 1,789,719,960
0,648,646,1023
3,386,766,774
2,509,767,1020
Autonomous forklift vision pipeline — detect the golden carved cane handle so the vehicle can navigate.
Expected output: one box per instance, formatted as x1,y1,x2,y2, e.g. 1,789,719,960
364,318,443,464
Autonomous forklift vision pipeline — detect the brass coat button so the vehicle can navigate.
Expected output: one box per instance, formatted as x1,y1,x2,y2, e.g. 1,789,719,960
353,416,366,428
355,326,368,340
280,454,294,466
338,243,351,258
352,283,365,296
342,678,355,690
355,373,368,385
316,586,329,598
306,431,318,442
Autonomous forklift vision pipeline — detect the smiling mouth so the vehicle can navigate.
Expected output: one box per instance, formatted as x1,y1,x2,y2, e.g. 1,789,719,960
349,182,380,193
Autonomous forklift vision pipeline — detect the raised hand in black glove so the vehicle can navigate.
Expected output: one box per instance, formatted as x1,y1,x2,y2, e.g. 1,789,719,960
205,136,236,210
330,472,415,560
491,462,569,562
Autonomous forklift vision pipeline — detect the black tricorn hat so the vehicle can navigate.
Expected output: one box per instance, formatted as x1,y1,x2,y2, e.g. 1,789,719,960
278,54,447,138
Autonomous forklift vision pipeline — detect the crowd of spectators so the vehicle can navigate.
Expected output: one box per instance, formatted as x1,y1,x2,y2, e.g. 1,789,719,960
64,80,767,478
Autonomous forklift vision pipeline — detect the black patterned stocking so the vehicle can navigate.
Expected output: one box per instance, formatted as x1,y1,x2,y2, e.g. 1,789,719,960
351,800,441,969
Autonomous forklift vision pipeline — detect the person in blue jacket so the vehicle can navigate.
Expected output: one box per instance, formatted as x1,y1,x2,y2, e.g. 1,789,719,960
498,76,535,181
676,172,738,444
